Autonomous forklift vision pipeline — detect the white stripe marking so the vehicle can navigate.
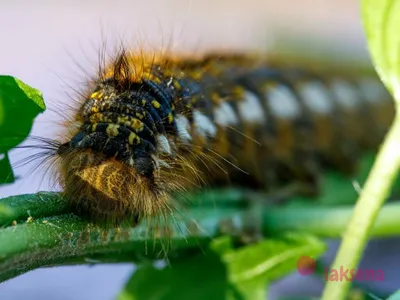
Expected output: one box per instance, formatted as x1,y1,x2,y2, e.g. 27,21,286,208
175,114,192,142
330,80,360,109
266,84,301,119
213,102,239,126
156,135,172,154
154,157,170,168
358,78,388,103
238,90,266,124
298,82,333,114
193,110,217,138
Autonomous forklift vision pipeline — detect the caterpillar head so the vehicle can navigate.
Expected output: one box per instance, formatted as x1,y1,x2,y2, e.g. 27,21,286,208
56,144,171,225
53,71,203,227
54,78,176,226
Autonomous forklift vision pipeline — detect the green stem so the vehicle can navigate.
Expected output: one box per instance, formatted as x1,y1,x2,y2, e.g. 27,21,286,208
321,113,400,300
263,202,400,237
0,192,68,226
2,190,400,283
0,203,241,283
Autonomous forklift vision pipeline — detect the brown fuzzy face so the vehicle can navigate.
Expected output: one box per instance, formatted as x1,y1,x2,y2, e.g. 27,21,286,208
58,147,172,225
50,52,173,225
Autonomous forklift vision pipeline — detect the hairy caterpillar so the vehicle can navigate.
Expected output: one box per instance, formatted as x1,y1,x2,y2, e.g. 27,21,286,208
29,47,394,227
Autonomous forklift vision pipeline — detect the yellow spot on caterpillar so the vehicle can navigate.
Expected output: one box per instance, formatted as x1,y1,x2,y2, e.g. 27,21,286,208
173,80,181,89
91,106,99,113
153,77,162,84
211,92,221,104
191,71,202,81
128,132,140,145
233,85,244,97
117,116,128,124
91,91,103,100
106,124,120,137
191,96,199,105
168,113,174,124
116,116,144,132
152,100,161,109
131,119,144,131
91,124,97,132
136,112,144,119
90,113,104,123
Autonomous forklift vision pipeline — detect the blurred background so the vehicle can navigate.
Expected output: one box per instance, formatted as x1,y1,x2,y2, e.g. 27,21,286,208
1,0,399,299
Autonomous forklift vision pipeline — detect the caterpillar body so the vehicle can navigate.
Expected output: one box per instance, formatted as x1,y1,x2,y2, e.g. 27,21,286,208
46,50,393,226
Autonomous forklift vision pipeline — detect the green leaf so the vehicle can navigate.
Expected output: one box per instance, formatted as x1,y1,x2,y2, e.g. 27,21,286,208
117,233,326,300
362,0,400,99
219,233,326,284
0,75,46,184
0,75,45,152
118,252,231,300
387,290,400,300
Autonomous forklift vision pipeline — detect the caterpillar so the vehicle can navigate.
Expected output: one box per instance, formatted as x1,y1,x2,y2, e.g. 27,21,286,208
32,47,394,227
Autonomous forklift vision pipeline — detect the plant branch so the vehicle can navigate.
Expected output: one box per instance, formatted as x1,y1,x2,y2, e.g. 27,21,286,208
321,113,400,300
0,192,69,226
2,190,400,283
263,201,400,237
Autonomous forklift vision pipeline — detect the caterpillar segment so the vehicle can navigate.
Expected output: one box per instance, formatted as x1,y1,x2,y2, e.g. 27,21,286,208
54,51,394,225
